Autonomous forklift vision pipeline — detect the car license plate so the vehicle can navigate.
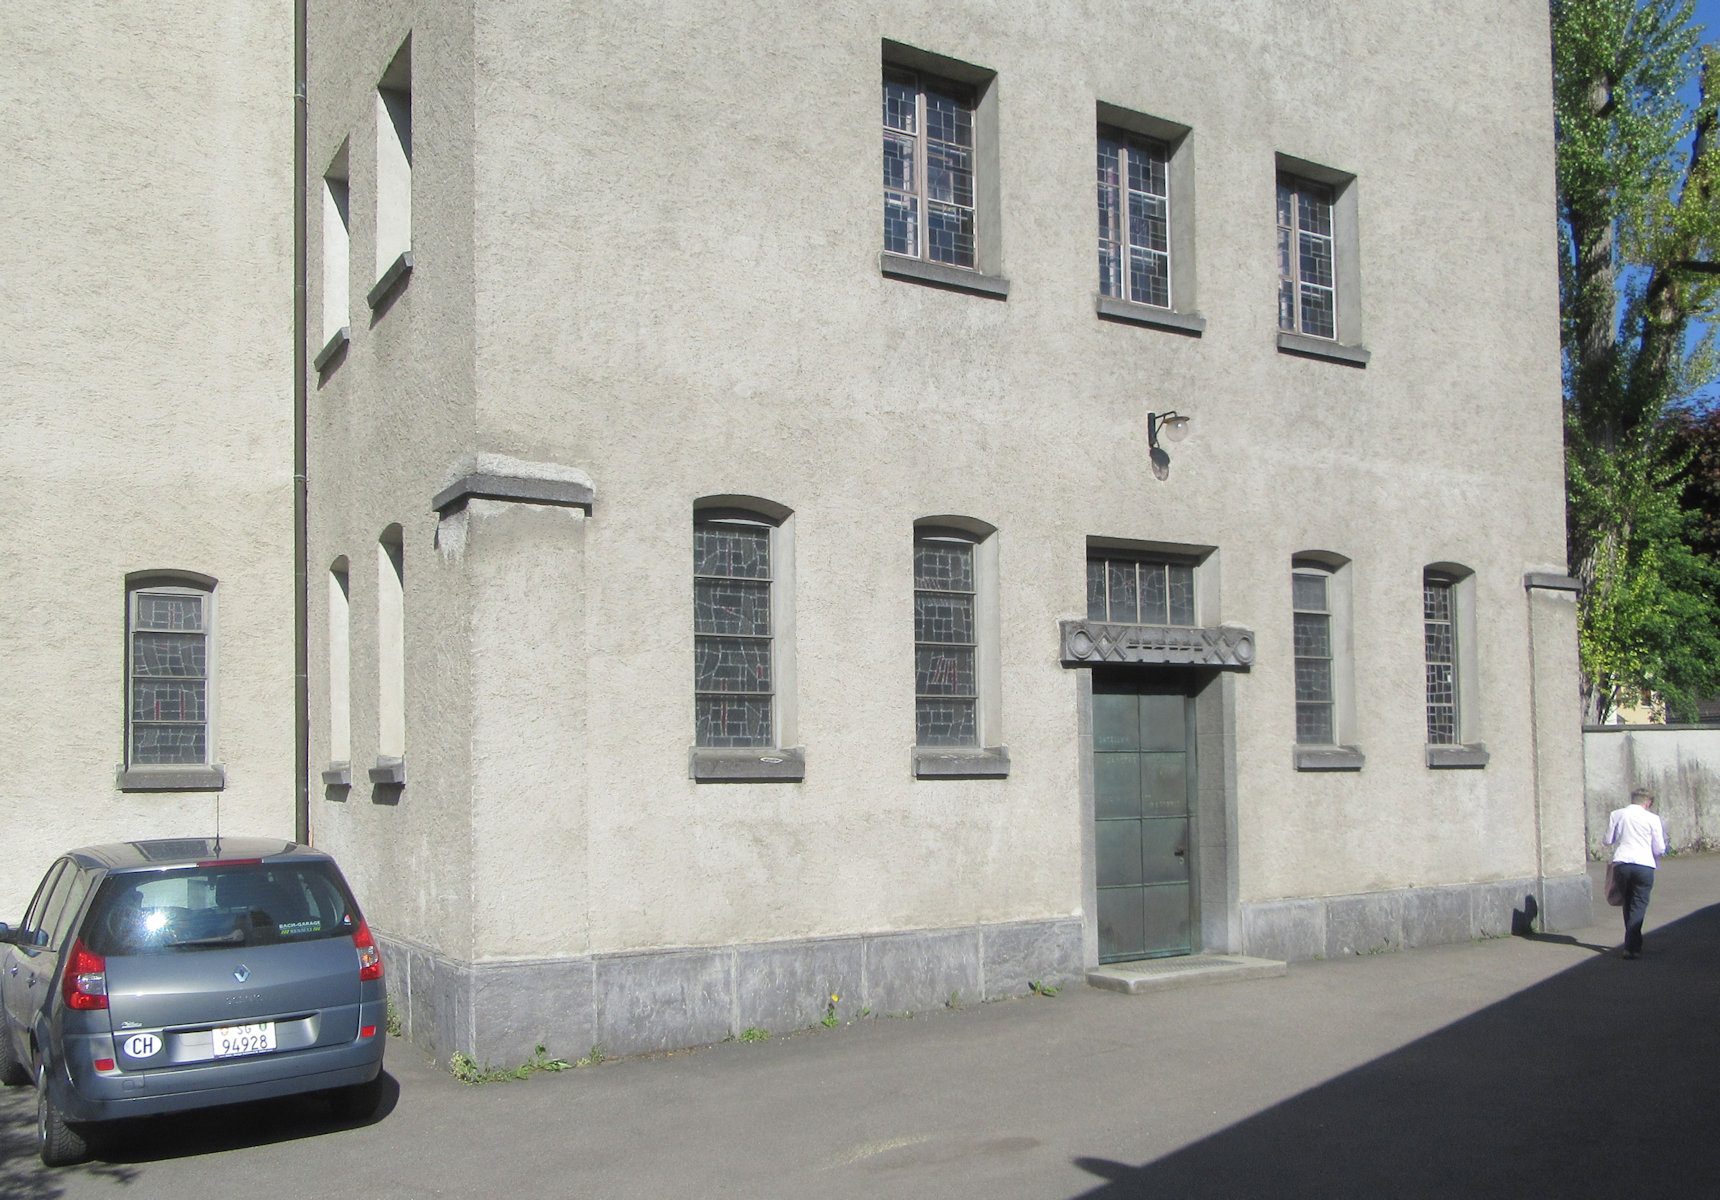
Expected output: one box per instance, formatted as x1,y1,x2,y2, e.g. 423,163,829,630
211,1022,276,1058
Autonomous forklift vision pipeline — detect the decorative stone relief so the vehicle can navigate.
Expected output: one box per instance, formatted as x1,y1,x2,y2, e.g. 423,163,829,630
1059,620,1255,669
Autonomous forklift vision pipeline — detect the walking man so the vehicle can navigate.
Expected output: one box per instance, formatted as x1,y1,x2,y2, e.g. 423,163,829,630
1604,788,1667,959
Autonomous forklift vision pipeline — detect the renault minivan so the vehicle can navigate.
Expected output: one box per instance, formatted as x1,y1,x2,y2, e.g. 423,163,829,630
0,838,386,1165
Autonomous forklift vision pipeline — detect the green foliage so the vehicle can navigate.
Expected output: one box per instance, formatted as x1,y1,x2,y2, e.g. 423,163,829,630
449,1043,573,1084
1555,0,1720,721
1028,979,1059,997
820,993,840,1029
738,1026,770,1043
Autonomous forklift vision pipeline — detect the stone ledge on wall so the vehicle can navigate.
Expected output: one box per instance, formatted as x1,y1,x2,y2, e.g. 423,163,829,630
376,916,1083,1067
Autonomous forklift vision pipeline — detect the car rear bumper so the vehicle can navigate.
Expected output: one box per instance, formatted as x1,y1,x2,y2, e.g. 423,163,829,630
50,1035,385,1123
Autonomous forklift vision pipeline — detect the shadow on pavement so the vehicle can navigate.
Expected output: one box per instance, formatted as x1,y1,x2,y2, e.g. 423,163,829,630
1070,904,1720,1199
0,1069,398,1187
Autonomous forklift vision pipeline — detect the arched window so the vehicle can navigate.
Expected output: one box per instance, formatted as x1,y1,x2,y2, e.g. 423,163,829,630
691,499,797,776
121,571,222,790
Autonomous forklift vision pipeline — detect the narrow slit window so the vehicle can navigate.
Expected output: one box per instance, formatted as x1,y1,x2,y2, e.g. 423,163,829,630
915,534,978,747
694,518,774,747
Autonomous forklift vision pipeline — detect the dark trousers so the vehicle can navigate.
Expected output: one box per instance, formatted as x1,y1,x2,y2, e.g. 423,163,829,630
1616,862,1655,954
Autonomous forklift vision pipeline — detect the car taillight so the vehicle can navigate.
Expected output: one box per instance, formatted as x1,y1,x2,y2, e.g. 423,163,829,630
62,939,108,1011
353,918,383,982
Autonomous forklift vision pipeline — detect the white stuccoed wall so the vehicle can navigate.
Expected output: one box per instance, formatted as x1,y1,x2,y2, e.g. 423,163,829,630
301,0,1583,1043
0,2,298,912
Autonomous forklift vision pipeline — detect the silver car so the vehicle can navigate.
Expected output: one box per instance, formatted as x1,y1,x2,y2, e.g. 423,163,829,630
0,837,387,1166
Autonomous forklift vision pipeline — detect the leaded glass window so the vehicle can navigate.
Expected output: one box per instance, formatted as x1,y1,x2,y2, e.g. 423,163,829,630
884,68,976,268
1087,556,1196,626
1293,571,1334,744
1098,129,1170,308
128,588,210,765
1277,176,1335,339
915,534,977,746
694,519,773,747
1424,577,1458,745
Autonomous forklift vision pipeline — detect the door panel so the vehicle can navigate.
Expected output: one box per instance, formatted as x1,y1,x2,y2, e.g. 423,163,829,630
1094,678,1195,962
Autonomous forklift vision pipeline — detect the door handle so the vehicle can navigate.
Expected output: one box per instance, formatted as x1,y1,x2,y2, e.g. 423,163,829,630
1173,848,1186,858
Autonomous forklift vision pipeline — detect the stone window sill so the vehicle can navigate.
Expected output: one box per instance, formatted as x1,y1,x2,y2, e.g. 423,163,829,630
1095,295,1206,336
879,253,1009,300
314,326,350,373
116,764,226,792
913,746,1010,779
1427,743,1489,769
1277,330,1370,367
1293,745,1366,772
322,762,352,788
690,747,806,782
367,250,413,310
368,756,406,785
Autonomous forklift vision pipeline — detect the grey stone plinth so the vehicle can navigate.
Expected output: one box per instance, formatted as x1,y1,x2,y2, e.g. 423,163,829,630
1242,900,1326,963
378,916,1086,1066
1325,892,1404,957
982,920,1083,997
596,950,734,1058
470,959,597,1066
736,938,864,1031
1241,871,1597,963
1541,872,1595,932
865,929,983,1014
1403,886,1472,947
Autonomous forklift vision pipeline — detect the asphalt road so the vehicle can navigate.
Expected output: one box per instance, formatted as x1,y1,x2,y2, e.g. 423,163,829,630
4,855,1718,1200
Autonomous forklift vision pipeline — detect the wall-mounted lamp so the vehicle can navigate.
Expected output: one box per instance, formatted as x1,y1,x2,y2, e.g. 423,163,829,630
1147,411,1191,481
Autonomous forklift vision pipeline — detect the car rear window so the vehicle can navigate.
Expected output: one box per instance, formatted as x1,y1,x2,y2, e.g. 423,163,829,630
82,862,361,957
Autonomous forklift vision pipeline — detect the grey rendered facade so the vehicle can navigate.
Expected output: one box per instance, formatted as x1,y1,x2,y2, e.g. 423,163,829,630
303,1,1589,1064
0,0,1589,1069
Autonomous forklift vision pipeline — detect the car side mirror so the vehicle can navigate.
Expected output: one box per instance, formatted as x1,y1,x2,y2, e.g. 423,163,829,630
0,922,14,944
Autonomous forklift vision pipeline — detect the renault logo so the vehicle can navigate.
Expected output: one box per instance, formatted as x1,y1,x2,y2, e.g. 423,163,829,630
233,965,250,983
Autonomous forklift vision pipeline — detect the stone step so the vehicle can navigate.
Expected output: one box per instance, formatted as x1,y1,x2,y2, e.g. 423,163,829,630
1086,954,1287,996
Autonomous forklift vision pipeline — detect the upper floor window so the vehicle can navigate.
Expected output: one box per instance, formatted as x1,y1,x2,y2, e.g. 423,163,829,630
371,35,413,310
694,514,776,748
883,68,975,269
321,143,351,351
127,579,214,769
1098,129,1170,308
1087,556,1196,626
1277,174,1335,339
914,532,978,747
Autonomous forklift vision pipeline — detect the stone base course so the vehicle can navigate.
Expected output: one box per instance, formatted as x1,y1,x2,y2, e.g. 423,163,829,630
379,917,1084,1066
1241,872,1592,962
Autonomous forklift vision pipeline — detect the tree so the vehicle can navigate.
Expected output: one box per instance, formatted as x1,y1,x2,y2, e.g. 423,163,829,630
1554,0,1720,723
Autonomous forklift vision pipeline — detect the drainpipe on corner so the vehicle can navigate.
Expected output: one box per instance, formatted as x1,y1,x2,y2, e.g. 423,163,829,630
293,0,310,845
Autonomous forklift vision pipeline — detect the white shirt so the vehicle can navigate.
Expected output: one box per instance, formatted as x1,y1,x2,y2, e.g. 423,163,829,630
1605,803,1667,868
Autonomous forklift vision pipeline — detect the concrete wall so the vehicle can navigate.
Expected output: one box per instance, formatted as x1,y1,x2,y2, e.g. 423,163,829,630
304,0,1583,1059
0,2,298,912
1585,726,1720,856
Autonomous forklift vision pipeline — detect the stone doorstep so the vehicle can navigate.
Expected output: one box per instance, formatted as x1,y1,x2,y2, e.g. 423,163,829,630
1086,954,1287,996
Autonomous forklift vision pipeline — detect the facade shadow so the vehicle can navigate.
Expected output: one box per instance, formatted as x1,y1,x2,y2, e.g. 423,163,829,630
1071,905,1720,1199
